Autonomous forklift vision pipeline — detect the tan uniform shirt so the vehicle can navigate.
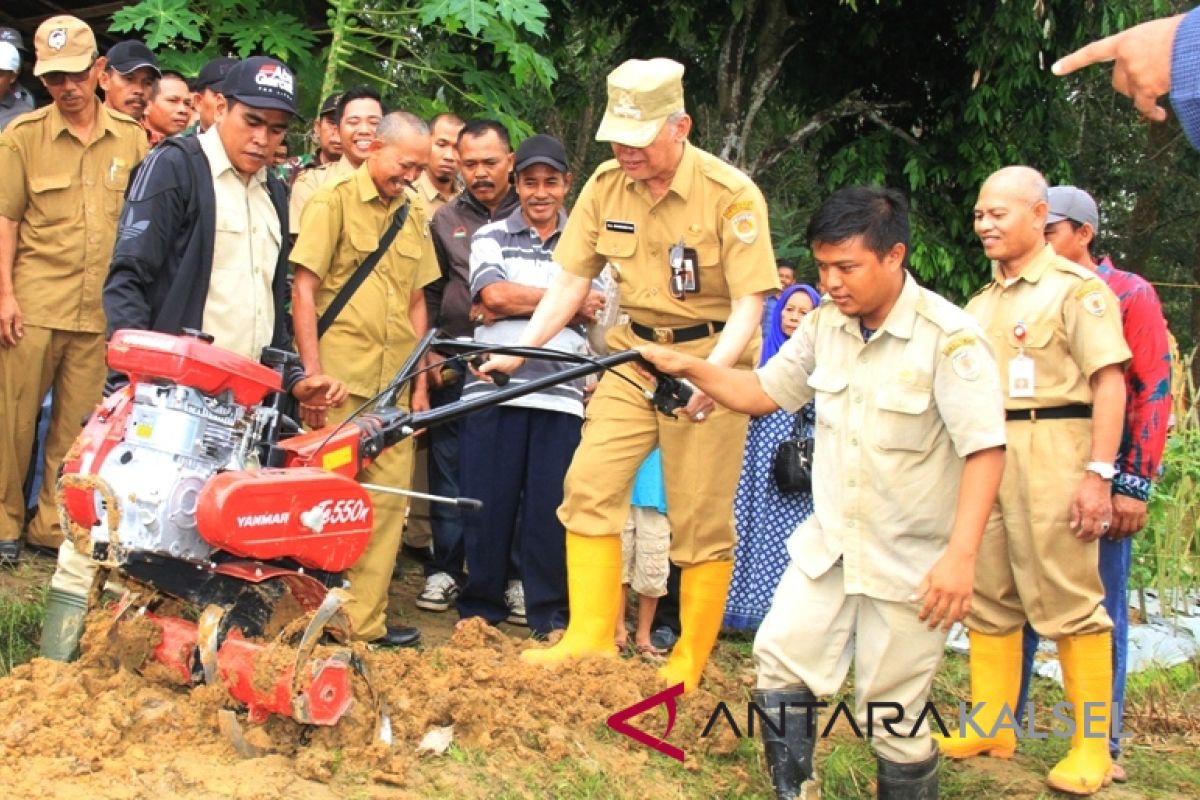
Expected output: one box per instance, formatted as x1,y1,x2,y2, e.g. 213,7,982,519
554,142,779,329
289,156,354,230
290,165,440,398
0,100,148,332
415,170,458,216
196,126,279,361
757,274,1007,602
965,244,1131,408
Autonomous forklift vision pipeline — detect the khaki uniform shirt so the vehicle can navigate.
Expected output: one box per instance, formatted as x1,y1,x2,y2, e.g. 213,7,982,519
415,170,459,216
290,164,440,398
196,126,280,361
0,99,148,332
554,142,779,329
965,244,1131,409
758,274,1007,601
289,156,354,230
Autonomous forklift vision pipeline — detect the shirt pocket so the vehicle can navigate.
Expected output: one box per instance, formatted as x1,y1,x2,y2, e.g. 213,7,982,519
103,160,132,218
807,366,848,430
28,174,73,225
874,384,938,452
595,231,637,263
694,239,725,294
1004,319,1055,350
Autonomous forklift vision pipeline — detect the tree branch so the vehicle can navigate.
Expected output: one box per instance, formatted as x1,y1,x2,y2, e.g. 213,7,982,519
749,95,909,177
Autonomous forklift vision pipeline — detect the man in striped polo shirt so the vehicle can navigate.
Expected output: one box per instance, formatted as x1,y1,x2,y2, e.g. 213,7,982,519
454,134,603,636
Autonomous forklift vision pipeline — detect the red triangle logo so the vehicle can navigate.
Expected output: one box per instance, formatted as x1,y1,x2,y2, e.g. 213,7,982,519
606,682,686,762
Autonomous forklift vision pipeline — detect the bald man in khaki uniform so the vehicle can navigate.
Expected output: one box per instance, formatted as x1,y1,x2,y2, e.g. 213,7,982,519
483,59,778,692
0,16,147,564
939,167,1130,797
640,187,1006,799
292,112,440,648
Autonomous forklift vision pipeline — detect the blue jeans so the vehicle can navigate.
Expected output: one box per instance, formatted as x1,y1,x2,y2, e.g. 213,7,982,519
455,405,579,635
425,377,466,583
1017,535,1130,758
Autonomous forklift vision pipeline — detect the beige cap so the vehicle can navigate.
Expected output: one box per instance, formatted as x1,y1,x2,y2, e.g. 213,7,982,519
33,15,96,77
595,58,685,148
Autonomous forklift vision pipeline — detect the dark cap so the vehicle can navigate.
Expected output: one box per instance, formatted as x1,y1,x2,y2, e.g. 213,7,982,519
515,134,568,174
319,93,340,118
193,56,236,92
105,40,160,76
0,28,27,56
220,56,297,115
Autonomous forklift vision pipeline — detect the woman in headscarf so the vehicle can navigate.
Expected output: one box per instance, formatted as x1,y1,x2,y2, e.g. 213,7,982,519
723,283,822,631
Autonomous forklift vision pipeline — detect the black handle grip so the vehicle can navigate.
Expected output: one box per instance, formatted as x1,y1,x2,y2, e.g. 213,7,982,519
456,497,484,512
468,354,510,386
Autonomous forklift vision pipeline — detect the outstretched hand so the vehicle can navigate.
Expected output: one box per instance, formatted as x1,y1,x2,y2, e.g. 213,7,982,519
1052,13,1184,123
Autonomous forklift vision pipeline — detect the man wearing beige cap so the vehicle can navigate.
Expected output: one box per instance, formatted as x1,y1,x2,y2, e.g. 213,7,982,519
484,58,779,692
0,15,147,565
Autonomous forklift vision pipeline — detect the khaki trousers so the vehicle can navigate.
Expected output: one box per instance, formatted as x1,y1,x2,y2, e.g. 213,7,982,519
754,561,947,764
403,438,433,549
51,537,96,596
330,393,414,641
558,325,750,566
966,418,1111,638
0,326,106,546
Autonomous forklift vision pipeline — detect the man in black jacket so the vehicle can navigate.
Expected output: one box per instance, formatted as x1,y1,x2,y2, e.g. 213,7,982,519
40,57,348,662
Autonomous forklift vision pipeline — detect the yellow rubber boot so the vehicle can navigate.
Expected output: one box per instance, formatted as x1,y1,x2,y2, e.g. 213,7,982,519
935,629,1023,759
1046,632,1114,795
657,560,733,692
521,533,622,666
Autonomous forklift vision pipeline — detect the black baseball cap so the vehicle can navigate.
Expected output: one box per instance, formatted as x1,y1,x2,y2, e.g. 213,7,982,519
0,28,28,56
220,56,298,115
318,93,340,118
192,56,236,93
515,134,569,174
105,40,160,76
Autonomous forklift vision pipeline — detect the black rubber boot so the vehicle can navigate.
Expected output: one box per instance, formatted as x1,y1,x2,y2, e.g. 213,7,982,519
752,686,819,800
877,748,939,799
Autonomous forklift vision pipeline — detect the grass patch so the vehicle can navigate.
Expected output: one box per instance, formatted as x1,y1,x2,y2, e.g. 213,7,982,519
0,579,46,675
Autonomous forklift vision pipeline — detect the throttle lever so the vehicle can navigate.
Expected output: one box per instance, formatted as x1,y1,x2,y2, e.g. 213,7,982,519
635,356,693,418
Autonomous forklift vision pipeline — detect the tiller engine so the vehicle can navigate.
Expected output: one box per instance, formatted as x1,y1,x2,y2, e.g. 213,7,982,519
56,328,692,733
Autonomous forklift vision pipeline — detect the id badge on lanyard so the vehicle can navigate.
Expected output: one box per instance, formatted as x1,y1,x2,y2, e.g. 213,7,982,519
1008,321,1035,398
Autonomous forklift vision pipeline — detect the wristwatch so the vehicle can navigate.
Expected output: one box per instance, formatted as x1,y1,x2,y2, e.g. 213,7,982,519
1085,461,1117,481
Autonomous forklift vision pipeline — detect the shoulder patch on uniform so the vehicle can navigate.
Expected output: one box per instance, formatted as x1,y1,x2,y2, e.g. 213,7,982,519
730,211,758,244
722,199,754,220
949,344,983,381
1074,278,1110,317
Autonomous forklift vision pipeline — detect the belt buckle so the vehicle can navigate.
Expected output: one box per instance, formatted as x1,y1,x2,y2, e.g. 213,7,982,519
653,327,674,345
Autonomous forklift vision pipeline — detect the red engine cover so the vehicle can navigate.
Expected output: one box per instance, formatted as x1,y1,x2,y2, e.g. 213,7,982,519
107,329,282,408
196,468,372,572
60,386,135,530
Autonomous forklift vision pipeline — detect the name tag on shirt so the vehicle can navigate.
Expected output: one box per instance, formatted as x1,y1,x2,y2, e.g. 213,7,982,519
605,220,636,234
1008,355,1035,398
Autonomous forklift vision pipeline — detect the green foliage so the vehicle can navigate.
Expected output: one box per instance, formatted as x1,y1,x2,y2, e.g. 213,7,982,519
0,581,46,676
1132,420,1200,610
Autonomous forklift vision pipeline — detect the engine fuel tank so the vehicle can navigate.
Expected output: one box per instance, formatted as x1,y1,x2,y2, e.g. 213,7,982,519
108,329,282,407
196,468,372,573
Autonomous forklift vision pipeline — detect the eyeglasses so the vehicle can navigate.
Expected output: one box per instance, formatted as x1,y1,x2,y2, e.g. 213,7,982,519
668,239,687,300
42,62,95,87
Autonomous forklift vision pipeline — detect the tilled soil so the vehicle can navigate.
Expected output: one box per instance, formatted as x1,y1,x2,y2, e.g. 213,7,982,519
0,557,746,799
